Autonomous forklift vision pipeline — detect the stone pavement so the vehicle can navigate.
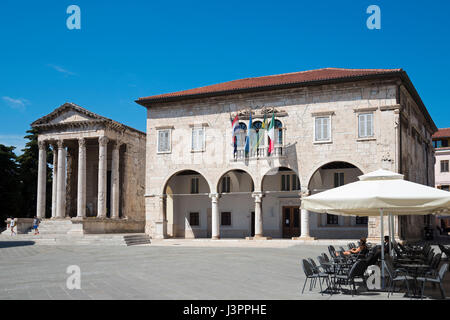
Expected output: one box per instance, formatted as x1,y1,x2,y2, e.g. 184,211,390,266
0,241,448,300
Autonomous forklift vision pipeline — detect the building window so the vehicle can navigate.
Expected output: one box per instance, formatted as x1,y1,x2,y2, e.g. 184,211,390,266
221,212,231,226
441,160,449,173
358,113,374,138
281,174,300,191
356,216,368,225
221,176,231,193
189,212,200,226
292,175,300,191
434,139,449,148
274,120,283,145
190,177,199,194
314,116,331,142
191,127,205,152
157,129,171,153
281,174,291,191
236,122,247,149
327,214,339,225
442,185,450,192
334,172,345,187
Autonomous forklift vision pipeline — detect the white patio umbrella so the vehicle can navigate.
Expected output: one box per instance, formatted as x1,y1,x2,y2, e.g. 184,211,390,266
301,169,450,289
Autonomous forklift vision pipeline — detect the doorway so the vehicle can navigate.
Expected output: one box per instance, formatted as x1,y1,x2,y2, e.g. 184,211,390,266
282,206,300,238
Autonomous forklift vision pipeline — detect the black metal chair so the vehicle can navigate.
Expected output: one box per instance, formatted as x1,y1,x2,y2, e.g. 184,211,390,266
334,260,367,296
416,263,449,299
301,259,330,295
384,257,413,298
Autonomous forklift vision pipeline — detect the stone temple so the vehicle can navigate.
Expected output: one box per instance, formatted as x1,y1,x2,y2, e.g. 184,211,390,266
29,68,437,241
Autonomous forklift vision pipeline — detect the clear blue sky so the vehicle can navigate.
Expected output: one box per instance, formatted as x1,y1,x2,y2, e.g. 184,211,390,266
1,0,449,153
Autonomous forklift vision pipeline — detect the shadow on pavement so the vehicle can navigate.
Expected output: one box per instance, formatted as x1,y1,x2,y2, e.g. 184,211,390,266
0,241,35,248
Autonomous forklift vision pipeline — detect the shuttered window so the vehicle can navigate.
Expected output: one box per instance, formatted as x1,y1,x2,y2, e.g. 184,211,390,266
315,116,331,141
157,129,171,153
191,127,205,152
358,113,374,138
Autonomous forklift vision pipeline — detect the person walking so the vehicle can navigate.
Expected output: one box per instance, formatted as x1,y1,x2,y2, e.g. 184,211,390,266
9,218,16,236
32,216,40,235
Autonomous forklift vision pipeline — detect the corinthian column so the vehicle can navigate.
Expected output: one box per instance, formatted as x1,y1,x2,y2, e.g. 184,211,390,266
77,138,86,218
51,143,58,218
111,141,120,219
97,136,108,218
56,140,66,218
36,140,47,219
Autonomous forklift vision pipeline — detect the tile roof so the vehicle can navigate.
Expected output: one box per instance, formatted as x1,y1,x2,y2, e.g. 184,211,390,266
137,68,402,103
433,128,450,139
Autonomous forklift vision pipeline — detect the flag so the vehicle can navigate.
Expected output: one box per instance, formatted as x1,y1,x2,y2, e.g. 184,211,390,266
231,114,239,154
267,112,275,155
245,113,252,156
255,113,267,149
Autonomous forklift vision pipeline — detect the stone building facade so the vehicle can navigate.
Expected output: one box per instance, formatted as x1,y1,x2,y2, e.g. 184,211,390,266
136,68,437,241
32,103,146,234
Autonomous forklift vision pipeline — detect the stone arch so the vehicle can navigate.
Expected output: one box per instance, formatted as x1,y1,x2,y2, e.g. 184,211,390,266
305,159,366,190
161,168,213,195
260,165,300,192
216,168,256,193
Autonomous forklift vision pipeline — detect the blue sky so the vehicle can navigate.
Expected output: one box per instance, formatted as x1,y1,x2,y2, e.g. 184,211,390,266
1,1,449,154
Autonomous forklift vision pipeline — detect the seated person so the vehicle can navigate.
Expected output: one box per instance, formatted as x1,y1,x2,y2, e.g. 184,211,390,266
342,238,368,256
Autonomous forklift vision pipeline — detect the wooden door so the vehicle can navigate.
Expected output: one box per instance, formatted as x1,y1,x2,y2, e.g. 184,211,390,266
282,206,300,238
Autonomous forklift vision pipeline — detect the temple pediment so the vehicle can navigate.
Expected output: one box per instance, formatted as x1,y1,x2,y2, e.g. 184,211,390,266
48,109,95,124
32,102,104,126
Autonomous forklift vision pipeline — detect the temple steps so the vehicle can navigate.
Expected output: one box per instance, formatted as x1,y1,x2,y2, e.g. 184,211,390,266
0,233,150,246
123,234,151,246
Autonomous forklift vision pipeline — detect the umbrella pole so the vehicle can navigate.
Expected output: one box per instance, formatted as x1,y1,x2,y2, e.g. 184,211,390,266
388,213,392,257
380,208,385,290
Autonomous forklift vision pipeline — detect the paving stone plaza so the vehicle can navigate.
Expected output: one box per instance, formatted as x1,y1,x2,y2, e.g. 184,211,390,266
0,241,448,300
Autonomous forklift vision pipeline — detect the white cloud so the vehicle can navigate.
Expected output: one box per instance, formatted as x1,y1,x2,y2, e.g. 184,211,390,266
48,64,76,76
0,134,27,155
2,96,29,112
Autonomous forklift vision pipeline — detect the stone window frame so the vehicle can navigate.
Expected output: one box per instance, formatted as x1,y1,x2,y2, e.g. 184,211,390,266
312,113,333,144
357,112,374,139
156,127,172,154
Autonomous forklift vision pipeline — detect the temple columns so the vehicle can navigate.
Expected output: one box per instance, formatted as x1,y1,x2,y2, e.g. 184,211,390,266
111,141,120,219
56,140,66,218
36,141,47,219
76,138,86,218
97,136,108,218
51,144,58,218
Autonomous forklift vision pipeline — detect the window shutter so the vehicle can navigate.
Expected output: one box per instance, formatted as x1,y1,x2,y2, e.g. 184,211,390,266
367,114,373,137
315,118,321,141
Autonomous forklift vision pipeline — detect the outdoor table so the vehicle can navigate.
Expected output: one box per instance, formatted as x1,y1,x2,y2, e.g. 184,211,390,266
398,263,430,296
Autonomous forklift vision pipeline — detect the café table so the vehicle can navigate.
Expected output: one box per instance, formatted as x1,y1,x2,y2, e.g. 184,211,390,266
397,263,430,297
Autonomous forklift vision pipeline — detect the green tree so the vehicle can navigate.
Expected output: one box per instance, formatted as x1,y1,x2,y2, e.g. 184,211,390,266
17,128,53,219
0,144,21,228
